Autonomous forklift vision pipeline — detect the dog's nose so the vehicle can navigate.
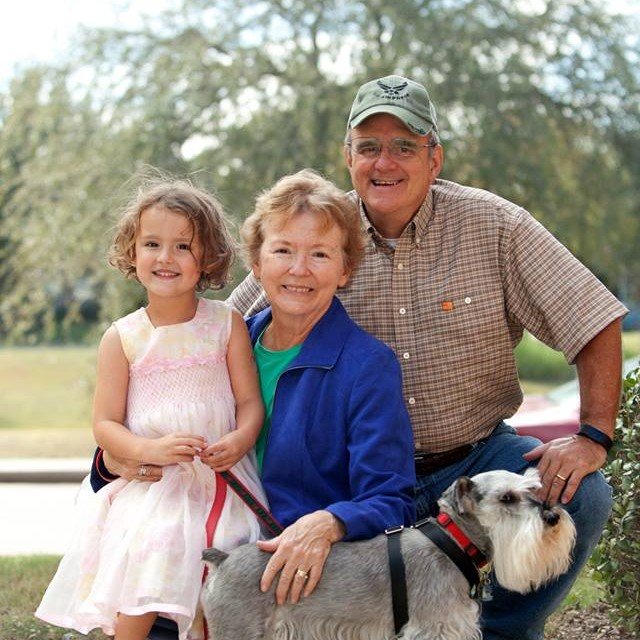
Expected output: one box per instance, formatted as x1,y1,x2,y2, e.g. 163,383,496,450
542,509,560,526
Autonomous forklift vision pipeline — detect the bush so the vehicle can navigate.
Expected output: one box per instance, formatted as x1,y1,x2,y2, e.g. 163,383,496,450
592,364,640,633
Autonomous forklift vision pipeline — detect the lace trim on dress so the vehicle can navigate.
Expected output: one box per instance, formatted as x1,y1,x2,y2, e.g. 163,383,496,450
130,352,226,377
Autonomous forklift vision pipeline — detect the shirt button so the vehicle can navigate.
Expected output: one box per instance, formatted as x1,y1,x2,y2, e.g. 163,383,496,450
397,263,404,270
399,308,406,315
402,352,410,360
408,397,416,405
464,297,472,304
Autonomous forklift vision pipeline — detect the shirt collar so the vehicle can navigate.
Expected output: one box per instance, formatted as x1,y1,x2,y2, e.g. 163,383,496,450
354,186,435,244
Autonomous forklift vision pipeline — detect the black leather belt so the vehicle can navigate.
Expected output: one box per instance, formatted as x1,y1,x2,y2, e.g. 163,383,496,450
414,443,474,475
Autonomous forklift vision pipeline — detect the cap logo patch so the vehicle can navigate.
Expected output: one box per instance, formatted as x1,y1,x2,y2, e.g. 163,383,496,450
376,80,409,100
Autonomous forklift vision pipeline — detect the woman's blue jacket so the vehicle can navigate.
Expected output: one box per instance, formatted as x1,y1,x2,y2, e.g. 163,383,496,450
247,296,416,541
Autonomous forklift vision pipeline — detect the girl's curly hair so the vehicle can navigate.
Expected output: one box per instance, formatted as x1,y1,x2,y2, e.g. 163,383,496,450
109,176,236,292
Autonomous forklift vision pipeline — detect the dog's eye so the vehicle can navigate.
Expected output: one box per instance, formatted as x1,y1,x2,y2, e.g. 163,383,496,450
499,492,518,504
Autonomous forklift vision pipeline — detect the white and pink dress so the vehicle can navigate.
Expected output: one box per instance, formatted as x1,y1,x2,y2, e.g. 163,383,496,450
36,298,266,640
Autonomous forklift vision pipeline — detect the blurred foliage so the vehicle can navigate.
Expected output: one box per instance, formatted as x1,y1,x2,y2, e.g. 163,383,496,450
514,332,575,383
592,364,640,634
0,0,639,342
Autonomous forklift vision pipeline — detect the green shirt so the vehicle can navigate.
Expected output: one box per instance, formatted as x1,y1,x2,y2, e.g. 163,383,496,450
254,330,301,472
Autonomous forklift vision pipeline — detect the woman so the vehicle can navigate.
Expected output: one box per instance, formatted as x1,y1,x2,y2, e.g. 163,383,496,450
92,169,415,635
240,169,415,604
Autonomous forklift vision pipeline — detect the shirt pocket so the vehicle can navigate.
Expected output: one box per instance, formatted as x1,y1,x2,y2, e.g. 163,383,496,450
427,288,509,359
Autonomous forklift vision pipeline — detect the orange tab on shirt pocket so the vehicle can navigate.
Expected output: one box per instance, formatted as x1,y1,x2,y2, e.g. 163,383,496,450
441,300,454,311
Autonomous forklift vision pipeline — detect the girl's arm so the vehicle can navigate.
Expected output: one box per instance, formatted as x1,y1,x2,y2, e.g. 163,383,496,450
93,326,205,466
201,310,264,471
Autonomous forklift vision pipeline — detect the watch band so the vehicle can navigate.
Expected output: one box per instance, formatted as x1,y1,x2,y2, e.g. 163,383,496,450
577,423,613,452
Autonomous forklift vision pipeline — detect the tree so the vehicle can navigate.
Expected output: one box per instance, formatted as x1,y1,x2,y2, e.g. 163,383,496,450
1,0,638,341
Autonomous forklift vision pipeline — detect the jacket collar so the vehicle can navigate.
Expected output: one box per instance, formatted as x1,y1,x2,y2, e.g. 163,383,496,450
246,296,351,369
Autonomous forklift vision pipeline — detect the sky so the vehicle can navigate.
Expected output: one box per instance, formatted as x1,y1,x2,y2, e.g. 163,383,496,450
1,0,638,87
0,0,170,84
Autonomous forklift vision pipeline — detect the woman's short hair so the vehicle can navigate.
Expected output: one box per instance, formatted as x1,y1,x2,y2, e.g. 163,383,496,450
241,169,365,277
109,176,236,291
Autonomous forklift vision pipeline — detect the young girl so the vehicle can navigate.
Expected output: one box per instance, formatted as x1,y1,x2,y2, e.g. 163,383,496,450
36,178,266,640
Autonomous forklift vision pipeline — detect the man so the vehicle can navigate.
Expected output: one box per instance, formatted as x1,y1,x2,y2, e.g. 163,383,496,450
228,75,627,639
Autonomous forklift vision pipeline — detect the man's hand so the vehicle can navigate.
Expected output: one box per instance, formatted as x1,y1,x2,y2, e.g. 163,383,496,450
257,511,345,605
523,435,607,504
525,319,622,504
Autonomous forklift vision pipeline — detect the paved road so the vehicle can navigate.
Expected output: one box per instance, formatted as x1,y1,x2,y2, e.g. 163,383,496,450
0,458,90,556
0,482,83,556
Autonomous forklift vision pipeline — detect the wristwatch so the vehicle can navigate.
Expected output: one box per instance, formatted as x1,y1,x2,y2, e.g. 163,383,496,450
577,423,613,452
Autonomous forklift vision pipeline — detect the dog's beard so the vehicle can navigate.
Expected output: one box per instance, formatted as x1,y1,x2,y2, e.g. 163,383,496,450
488,507,576,594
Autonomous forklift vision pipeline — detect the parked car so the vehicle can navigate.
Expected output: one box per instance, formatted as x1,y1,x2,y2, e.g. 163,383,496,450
510,356,640,442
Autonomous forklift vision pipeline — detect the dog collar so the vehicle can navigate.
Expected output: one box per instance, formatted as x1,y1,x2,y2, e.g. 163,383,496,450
414,515,486,595
435,513,488,569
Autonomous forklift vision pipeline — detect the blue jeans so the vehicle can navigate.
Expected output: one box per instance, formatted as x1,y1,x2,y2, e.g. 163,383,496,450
414,422,612,640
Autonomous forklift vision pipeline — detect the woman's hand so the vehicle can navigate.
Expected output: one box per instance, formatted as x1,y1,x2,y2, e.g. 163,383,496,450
102,451,163,482
200,430,254,472
257,510,345,605
143,432,207,466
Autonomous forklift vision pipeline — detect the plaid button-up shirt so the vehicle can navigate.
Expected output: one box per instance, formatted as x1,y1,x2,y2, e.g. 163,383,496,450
228,179,627,452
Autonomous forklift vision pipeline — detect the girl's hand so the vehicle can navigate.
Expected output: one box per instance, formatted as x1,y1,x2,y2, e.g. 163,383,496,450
200,430,254,471
143,432,207,466
257,511,345,605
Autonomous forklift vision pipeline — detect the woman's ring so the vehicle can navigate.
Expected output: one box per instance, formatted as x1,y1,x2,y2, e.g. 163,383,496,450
555,473,567,482
295,568,309,580
138,465,148,477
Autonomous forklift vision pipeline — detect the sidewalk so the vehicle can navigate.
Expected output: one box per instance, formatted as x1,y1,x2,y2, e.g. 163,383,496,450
0,457,91,483
0,458,91,555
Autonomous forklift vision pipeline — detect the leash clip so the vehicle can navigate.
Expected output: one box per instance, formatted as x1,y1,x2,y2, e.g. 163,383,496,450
385,525,405,535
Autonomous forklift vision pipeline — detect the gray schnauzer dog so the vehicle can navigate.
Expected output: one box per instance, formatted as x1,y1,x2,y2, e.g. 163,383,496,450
201,469,576,640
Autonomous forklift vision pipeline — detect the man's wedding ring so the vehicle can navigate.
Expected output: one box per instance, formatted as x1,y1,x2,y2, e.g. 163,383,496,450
555,473,567,482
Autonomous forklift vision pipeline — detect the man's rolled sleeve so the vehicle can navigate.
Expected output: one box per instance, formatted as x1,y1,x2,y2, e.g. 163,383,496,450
503,210,627,363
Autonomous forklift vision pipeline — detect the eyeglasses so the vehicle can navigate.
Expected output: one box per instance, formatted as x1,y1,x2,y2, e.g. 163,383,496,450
346,137,438,161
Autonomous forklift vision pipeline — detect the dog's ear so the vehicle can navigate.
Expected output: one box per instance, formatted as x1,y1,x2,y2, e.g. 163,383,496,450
523,467,542,490
202,547,228,566
453,476,477,515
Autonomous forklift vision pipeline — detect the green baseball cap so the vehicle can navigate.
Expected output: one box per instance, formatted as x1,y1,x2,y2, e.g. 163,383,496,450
347,75,438,136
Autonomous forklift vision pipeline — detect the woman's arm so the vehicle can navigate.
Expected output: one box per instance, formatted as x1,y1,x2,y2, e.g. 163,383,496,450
258,345,416,604
200,310,264,471
323,348,416,540
92,326,205,467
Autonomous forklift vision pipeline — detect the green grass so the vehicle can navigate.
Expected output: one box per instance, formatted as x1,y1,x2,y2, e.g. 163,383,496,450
0,346,95,430
0,555,103,639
